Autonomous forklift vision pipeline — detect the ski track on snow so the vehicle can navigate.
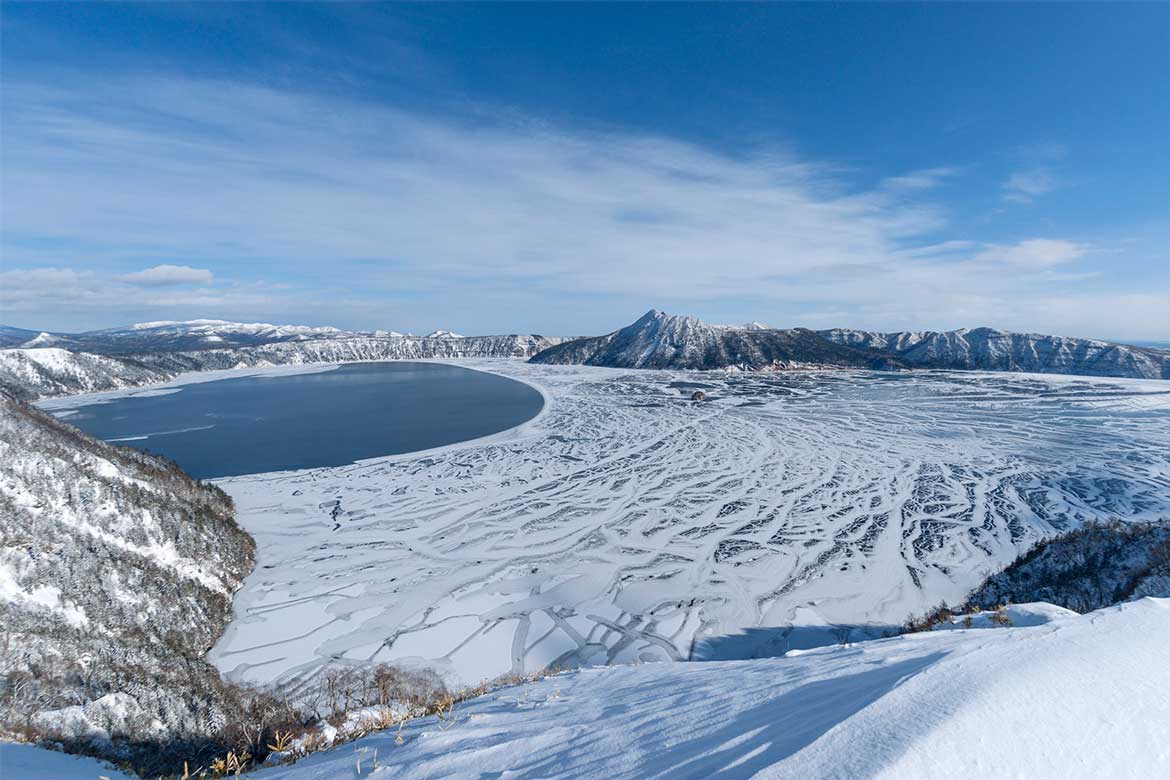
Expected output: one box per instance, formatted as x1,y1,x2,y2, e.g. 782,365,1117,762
207,360,1170,689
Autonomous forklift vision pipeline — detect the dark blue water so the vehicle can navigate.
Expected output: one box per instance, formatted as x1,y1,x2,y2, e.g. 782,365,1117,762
53,362,543,478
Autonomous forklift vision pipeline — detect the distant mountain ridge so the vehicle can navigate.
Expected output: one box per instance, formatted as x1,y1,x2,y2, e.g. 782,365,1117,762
3,314,1167,401
0,333,567,401
528,311,1169,379
0,319,456,354
819,326,1170,380
529,310,902,371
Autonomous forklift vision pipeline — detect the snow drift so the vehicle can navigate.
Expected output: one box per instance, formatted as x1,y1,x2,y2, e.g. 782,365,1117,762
6,595,1167,779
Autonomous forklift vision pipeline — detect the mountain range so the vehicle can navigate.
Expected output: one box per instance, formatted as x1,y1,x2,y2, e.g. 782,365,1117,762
1,312,1167,402
0,320,472,354
530,310,1170,379
0,323,567,401
819,326,1170,380
528,310,902,371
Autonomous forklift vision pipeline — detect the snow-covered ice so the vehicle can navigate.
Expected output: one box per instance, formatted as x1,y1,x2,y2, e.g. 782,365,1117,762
204,361,1170,689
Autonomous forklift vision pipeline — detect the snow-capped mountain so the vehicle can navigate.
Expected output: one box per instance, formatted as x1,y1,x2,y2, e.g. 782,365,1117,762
529,312,1170,379
5,320,353,354
819,326,1170,380
530,310,901,371
90,319,348,351
0,326,56,349
425,329,464,339
0,348,172,401
0,389,254,768
0,334,567,400
0,320,485,355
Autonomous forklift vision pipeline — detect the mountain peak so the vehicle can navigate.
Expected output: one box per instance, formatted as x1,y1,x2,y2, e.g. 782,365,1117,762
532,311,899,371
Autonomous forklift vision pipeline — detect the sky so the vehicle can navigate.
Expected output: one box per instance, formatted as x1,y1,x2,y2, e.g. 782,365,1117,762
1,3,1168,340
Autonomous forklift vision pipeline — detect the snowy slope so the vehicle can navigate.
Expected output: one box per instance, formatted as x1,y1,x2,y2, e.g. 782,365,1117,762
10,596,1168,780
260,597,1170,780
0,743,138,780
531,310,900,370
820,326,1170,380
0,390,253,764
0,347,171,401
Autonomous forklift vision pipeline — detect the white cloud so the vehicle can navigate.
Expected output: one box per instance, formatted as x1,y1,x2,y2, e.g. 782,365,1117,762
0,267,275,315
0,77,953,303
120,264,214,286
972,239,1090,268
1004,168,1058,203
1,76,1164,338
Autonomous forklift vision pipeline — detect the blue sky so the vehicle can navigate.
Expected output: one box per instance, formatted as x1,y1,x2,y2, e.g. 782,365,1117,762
1,3,1168,339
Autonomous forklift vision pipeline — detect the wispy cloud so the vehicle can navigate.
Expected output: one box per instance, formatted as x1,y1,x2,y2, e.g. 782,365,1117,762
0,267,276,314
972,238,1089,267
1003,168,1059,203
881,167,957,191
1,76,1163,338
0,76,953,302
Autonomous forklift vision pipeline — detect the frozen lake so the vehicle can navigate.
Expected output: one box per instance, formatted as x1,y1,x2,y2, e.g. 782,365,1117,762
47,361,544,478
207,361,1170,689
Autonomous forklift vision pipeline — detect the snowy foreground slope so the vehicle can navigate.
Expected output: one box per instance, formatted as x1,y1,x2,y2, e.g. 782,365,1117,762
177,361,1170,690
6,597,1169,779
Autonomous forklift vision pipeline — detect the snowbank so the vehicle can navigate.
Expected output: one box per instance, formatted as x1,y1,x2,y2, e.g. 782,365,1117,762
13,596,1163,780
0,743,137,780
267,596,1170,779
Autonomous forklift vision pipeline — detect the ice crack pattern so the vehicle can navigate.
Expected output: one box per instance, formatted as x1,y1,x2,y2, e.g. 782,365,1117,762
210,362,1170,689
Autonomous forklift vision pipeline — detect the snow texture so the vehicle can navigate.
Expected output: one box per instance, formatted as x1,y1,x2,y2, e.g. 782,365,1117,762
11,596,1170,780
256,596,1170,780
0,742,138,780
201,360,1170,691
